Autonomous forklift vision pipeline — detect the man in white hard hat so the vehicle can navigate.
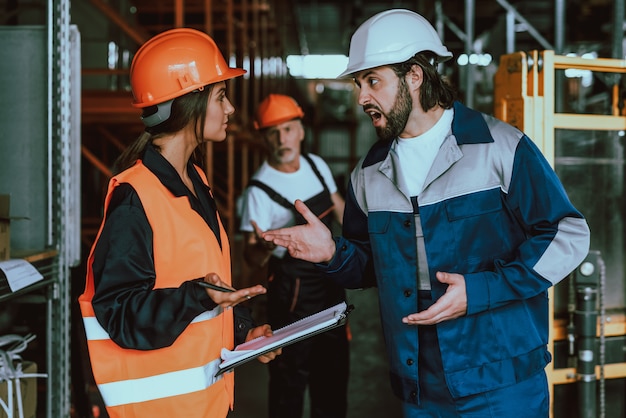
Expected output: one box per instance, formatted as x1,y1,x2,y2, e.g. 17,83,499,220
262,8,590,418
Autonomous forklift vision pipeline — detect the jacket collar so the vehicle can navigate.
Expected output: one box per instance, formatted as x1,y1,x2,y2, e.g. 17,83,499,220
451,101,494,145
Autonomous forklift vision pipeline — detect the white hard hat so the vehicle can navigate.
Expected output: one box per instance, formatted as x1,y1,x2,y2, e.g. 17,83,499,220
338,9,452,78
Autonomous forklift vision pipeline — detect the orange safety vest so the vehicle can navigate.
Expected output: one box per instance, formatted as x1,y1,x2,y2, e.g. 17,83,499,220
78,161,235,418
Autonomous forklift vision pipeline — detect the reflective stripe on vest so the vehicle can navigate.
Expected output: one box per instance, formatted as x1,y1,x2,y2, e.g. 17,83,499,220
83,312,225,408
83,308,220,341
79,162,234,418
98,357,222,407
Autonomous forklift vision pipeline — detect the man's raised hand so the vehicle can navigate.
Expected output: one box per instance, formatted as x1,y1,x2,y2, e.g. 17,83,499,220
261,199,336,263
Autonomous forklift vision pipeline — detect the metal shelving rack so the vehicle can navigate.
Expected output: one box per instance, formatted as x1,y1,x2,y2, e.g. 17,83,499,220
0,1,77,417
47,0,79,416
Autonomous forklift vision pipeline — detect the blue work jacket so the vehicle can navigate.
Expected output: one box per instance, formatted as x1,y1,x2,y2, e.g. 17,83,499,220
319,101,590,402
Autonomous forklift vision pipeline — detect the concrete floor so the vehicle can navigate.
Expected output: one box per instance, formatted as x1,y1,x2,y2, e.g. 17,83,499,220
228,288,403,418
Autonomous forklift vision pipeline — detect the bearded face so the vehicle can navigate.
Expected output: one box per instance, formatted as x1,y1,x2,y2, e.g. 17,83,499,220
374,77,412,142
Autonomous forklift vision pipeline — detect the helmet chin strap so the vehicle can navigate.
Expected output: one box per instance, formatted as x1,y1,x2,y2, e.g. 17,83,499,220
141,99,174,127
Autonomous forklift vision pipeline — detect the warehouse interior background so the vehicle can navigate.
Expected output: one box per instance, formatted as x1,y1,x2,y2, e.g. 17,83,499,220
0,0,625,417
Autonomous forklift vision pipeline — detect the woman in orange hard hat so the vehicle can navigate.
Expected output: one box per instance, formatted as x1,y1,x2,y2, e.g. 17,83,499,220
79,28,280,418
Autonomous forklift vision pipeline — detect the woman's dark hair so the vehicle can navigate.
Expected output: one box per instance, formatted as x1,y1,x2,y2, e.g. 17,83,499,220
390,51,457,112
112,85,213,175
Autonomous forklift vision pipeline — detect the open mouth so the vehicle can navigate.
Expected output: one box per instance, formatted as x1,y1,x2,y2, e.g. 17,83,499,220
365,107,383,126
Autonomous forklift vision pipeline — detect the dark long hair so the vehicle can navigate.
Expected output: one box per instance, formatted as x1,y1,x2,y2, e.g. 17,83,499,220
112,85,213,175
390,52,457,112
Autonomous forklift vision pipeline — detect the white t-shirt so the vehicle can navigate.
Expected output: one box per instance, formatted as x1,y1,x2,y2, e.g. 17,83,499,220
394,108,454,196
239,154,338,258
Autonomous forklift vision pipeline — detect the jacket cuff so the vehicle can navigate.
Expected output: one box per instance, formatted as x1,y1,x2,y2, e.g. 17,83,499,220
315,236,351,273
464,271,490,315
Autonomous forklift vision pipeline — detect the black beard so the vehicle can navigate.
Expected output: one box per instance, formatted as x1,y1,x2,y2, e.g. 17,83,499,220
375,78,412,142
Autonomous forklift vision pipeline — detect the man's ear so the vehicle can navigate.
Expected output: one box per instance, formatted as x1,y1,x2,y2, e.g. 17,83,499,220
406,64,423,91
297,120,305,142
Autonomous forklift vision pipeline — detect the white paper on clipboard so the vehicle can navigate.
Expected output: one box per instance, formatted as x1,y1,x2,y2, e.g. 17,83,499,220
217,301,353,376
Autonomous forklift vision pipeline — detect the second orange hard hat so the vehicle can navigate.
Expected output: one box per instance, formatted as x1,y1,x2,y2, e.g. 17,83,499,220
254,94,305,130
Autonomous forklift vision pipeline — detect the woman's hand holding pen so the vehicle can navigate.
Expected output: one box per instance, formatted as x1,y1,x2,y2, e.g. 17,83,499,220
202,273,267,308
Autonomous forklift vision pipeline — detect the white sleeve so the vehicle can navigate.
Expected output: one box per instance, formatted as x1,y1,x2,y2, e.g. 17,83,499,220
239,186,296,233
238,187,273,233
239,185,293,258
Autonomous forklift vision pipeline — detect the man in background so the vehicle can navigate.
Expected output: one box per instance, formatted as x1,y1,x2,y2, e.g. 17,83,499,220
239,94,349,418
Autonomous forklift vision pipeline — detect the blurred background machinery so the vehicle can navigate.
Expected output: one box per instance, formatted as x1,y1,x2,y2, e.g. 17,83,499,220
495,48,626,418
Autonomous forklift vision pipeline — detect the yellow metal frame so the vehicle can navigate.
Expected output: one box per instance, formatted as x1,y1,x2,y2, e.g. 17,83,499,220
494,50,626,417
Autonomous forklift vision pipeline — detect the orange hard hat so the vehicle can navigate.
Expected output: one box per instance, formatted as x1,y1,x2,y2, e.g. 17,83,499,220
130,28,246,108
254,94,305,130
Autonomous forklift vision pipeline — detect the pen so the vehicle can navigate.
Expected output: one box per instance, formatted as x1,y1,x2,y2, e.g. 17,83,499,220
195,281,235,293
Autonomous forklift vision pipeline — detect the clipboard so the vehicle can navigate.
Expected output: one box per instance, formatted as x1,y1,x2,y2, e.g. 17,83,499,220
216,301,354,377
